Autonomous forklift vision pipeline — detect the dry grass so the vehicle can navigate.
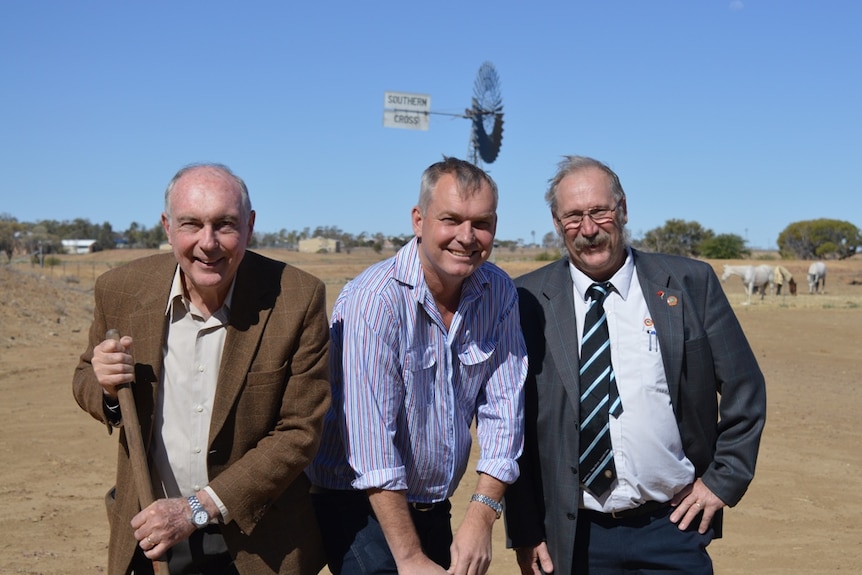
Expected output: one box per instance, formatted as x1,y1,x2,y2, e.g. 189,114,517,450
14,248,862,314
3,248,861,574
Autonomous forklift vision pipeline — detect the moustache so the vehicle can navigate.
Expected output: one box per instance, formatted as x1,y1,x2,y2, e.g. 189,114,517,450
572,231,611,251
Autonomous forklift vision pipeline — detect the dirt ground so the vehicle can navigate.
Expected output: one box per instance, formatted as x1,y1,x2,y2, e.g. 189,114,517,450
2,249,860,574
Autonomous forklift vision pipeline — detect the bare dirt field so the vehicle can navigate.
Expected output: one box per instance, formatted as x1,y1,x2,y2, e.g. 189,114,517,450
2,249,860,574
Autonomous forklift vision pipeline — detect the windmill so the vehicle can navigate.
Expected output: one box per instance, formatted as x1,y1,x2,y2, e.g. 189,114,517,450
466,61,504,168
383,61,504,167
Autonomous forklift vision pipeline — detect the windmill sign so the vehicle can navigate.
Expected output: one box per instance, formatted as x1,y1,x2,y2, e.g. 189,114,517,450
383,91,431,131
381,62,504,167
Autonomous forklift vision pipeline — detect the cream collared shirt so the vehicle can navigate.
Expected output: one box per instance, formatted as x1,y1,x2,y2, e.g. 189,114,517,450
150,267,232,522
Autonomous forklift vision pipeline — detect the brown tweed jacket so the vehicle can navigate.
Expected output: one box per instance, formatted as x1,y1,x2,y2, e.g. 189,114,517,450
73,251,330,575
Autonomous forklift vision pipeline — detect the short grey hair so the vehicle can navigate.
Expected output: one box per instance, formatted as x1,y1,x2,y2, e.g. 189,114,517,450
164,162,251,218
417,157,498,214
545,156,625,216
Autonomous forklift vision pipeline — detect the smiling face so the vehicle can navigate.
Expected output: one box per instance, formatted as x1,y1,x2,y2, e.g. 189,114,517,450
553,167,628,282
412,172,497,301
161,166,255,313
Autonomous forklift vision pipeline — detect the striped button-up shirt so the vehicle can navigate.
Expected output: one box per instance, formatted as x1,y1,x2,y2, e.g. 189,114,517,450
307,238,527,503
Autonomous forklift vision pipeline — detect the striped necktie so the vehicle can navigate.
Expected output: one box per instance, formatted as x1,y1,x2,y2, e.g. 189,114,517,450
579,282,623,496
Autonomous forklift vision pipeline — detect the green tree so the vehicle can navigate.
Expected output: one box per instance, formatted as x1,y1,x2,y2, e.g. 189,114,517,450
635,219,714,257
777,219,860,259
542,231,561,250
0,214,22,262
699,233,750,259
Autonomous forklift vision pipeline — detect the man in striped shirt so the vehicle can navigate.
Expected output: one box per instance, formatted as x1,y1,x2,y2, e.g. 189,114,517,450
307,157,528,575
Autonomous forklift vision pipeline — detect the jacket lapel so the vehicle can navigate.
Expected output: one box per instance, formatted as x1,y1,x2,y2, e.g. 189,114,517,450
128,256,177,448
542,259,583,415
209,257,274,441
633,252,685,408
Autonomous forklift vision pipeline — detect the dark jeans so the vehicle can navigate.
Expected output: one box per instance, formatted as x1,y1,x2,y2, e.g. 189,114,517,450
131,524,238,575
311,490,452,575
574,505,714,574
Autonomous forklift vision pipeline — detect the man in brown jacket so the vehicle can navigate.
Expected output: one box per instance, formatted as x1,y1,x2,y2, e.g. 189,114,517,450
73,163,330,574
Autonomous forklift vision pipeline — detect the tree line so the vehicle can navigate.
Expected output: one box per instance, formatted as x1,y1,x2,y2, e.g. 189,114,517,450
630,218,859,260
1,212,858,262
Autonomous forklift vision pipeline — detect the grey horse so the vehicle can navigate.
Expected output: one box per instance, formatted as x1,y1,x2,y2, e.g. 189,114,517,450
721,264,774,304
807,261,827,294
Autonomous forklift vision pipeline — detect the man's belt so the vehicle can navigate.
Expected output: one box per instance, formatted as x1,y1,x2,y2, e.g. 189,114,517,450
584,500,671,520
410,500,448,512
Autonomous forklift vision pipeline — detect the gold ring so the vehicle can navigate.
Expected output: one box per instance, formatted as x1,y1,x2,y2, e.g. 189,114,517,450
694,502,702,508
146,535,155,546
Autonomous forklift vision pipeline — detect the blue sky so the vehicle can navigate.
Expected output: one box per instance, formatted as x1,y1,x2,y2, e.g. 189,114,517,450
3,1,860,249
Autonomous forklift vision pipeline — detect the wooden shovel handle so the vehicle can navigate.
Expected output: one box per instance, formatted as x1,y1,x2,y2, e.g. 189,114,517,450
106,329,170,574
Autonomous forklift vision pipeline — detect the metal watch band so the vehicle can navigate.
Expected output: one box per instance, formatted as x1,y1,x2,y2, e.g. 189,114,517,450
470,493,502,519
188,494,209,528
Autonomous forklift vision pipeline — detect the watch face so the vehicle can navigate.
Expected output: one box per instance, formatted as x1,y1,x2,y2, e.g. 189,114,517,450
193,509,209,526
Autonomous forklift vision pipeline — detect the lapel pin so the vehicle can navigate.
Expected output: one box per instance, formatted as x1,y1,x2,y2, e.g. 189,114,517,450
667,296,678,307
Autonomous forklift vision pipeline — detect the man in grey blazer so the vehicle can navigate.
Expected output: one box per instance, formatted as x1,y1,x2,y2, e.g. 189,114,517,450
504,156,766,575
73,163,330,574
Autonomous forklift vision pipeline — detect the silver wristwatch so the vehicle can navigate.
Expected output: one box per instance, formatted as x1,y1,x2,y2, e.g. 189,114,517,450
470,493,503,519
187,495,210,529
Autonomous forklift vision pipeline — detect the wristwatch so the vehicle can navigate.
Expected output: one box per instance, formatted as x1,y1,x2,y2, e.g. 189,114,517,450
470,493,503,519
187,495,210,529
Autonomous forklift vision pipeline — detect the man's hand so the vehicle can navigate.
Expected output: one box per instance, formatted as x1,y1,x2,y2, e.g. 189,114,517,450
367,489,448,575
669,478,727,534
92,334,135,398
448,474,507,575
448,503,494,575
515,542,554,575
131,497,196,560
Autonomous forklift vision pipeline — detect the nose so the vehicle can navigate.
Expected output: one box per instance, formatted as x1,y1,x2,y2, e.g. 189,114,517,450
199,225,219,249
455,221,475,243
576,214,601,236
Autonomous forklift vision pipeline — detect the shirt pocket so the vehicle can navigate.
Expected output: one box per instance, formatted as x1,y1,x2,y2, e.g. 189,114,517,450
456,340,496,402
405,346,438,406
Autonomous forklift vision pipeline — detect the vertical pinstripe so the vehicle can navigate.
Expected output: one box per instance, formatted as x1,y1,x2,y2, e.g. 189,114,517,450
306,238,528,502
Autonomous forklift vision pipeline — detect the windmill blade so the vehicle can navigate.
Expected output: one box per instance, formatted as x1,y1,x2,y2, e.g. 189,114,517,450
470,62,504,164
471,105,504,164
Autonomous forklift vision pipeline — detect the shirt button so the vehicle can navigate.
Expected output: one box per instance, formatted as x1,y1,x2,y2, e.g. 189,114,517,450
194,447,202,454
198,365,205,372
196,405,204,413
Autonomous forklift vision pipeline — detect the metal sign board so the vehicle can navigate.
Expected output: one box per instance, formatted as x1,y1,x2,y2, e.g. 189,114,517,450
384,91,431,113
383,91,431,131
383,109,430,131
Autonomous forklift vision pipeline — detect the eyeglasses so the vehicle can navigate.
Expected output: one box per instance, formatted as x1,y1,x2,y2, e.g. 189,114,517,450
556,200,621,229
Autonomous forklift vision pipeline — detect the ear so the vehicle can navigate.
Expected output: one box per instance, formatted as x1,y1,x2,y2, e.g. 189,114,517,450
161,213,172,244
246,210,256,246
620,198,628,226
551,211,563,236
411,206,423,238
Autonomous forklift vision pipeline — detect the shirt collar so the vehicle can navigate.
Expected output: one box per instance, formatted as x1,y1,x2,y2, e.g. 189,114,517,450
165,265,235,319
569,246,635,302
394,237,490,306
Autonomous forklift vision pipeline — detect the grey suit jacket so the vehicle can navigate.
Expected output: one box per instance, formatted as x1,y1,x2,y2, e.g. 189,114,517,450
504,249,766,575
73,252,330,575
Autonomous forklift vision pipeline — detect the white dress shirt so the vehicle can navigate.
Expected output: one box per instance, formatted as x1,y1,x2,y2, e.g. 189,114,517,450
570,249,695,512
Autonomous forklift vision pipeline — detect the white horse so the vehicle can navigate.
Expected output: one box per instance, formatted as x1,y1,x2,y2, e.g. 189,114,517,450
807,261,827,294
721,264,774,304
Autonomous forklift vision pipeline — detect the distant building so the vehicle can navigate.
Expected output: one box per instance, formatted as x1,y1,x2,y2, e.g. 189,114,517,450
61,239,97,255
298,237,341,254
